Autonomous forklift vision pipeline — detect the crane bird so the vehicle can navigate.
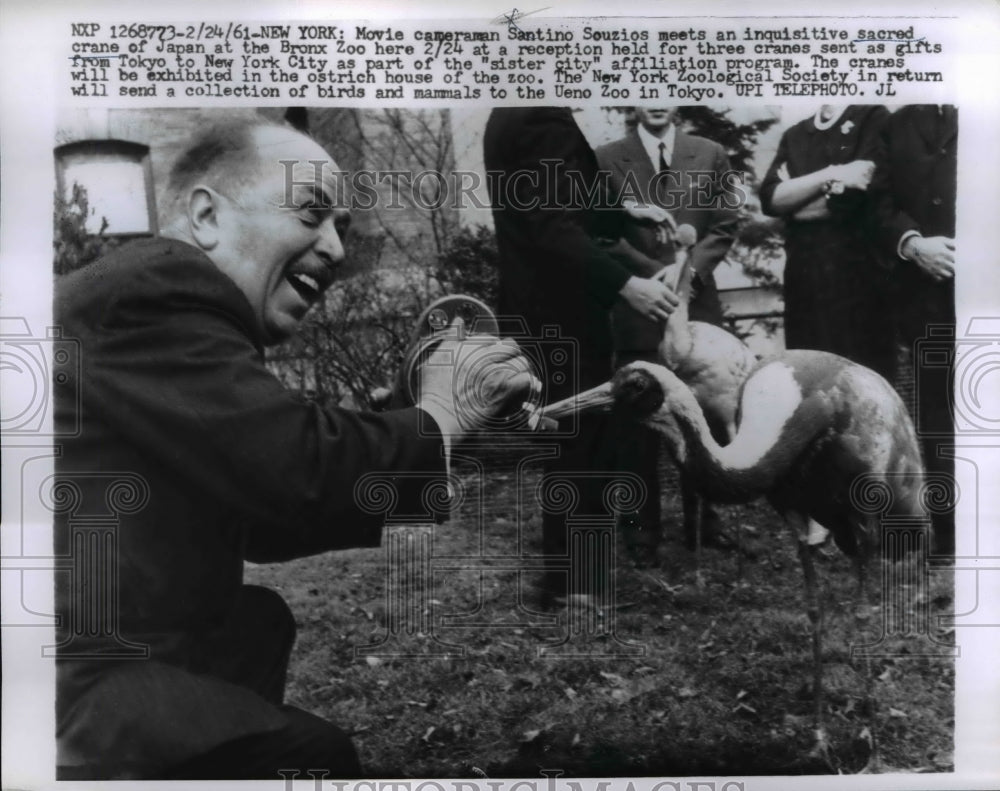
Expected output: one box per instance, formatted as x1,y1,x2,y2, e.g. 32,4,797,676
655,224,757,564
540,352,925,766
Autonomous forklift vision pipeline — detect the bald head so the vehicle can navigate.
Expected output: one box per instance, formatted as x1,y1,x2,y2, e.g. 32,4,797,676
159,118,350,345
160,120,338,231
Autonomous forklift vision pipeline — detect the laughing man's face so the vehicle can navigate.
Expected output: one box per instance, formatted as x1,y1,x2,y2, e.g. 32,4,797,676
211,127,349,345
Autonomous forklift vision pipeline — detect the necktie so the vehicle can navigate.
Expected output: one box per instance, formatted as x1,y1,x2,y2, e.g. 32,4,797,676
655,141,673,258
658,141,669,173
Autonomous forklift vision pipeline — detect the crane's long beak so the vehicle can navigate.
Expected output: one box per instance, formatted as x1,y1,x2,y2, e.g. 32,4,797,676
537,381,615,422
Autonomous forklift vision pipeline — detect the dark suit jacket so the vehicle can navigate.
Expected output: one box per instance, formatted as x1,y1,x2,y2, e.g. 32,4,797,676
484,107,640,391
53,238,446,775
596,128,739,350
876,105,957,339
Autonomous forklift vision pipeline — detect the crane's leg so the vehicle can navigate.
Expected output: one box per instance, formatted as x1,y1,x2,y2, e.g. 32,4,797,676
680,471,705,587
722,421,743,582
857,642,884,773
788,512,833,768
735,503,744,582
694,497,705,589
854,554,868,605
855,516,884,773
851,513,875,614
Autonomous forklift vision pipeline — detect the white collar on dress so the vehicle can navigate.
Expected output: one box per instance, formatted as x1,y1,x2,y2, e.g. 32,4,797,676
812,106,847,131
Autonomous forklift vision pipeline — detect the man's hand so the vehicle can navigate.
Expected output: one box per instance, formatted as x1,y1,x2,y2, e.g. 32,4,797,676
619,275,680,321
622,202,676,247
417,321,539,438
623,201,674,227
901,235,955,281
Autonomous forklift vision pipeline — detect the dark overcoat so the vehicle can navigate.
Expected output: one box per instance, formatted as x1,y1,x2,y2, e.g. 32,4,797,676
483,107,636,393
53,238,445,776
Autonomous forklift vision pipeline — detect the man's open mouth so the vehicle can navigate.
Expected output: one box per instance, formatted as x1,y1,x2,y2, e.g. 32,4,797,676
286,271,323,301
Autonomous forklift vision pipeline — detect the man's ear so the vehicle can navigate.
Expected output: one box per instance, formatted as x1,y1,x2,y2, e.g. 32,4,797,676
188,186,221,250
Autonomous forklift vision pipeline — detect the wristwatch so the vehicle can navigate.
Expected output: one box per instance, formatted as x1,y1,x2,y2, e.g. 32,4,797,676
822,179,845,197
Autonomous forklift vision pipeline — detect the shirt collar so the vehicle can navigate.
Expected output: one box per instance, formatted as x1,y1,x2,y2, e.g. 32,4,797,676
637,122,676,169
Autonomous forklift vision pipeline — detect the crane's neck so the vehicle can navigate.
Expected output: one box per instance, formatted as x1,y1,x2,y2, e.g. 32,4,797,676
660,252,694,368
657,369,829,504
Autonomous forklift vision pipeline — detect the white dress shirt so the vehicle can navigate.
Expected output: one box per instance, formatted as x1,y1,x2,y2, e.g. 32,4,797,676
636,122,677,172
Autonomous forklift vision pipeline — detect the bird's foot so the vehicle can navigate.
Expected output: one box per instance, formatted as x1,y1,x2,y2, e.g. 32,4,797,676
858,752,887,774
807,728,836,771
854,726,888,774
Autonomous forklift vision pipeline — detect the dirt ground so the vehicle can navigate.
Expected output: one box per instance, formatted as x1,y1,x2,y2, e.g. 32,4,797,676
246,444,955,777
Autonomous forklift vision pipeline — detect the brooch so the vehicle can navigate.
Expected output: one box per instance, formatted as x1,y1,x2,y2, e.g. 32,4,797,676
841,120,855,135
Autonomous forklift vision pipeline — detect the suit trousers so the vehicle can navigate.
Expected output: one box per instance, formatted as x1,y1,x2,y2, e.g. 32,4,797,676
612,349,664,551
537,337,617,598
540,413,618,597
899,276,956,556
163,586,362,779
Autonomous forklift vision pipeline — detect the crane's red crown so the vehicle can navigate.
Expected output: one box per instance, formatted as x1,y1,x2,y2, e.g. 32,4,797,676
612,365,666,417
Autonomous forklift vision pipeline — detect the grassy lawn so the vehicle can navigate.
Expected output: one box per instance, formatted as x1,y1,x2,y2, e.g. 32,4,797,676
246,449,955,778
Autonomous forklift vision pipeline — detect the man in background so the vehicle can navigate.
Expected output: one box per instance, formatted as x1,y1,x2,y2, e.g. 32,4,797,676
596,107,740,560
484,106,677,604
878,104,958,557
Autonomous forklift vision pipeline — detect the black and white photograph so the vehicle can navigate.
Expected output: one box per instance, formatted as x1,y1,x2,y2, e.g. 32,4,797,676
2,2,999,790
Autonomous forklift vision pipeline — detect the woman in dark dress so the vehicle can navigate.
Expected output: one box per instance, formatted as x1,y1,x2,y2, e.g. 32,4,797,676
760,105,896,380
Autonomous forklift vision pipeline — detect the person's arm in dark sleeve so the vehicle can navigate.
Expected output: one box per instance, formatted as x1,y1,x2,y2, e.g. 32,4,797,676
871,111,921,260
602,236,666,277
592,145,675,279
503,107,633,308
759,130,791,217
760,129,836,218
871,108,955,280
828,106,889,242
688,143,740,279
82,257,446,559
760,128,856,218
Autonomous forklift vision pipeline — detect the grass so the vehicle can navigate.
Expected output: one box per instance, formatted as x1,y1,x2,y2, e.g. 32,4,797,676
246,449,955,778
